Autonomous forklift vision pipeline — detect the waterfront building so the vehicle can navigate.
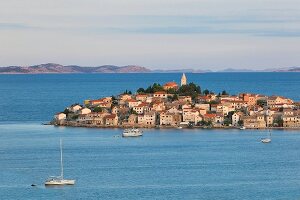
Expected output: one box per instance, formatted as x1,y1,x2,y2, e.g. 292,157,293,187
104,114,118,126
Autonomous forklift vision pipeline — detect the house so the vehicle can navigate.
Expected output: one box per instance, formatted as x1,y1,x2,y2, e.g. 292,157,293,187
167,106,181,114
104,114,118,126
136,94,148,102
163,82,178,90
152,102,165,112
178,96,192,103
197,95,210,103
153,91,168,98
127,114,137,126
133,103,149,114
195,103,210,111
282,113,300,128
217,105,229,116
242,114,266,128
240,93,257,106
70,104,82,113
265,115,274,127
54,113,66,121
127,99,141,108
182,109,199,123
232,112,241,126
111,106,119,114
214,113,224,126
203,113,217,122
138,112,156,126
78,108,92,115
160,112,181,126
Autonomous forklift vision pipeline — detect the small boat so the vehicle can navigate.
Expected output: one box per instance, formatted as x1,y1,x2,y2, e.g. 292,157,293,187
261,129,271,144
45,139,75,186
122,128,143,137
240,126,246,130
177,126,183,129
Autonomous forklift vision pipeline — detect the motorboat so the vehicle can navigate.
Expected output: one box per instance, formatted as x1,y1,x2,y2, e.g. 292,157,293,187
122,128,143,137
261,129,272,144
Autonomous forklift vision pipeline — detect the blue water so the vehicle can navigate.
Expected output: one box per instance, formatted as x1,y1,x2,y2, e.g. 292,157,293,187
0,73,300,199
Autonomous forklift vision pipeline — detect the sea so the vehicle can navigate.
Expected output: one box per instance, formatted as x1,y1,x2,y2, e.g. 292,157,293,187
0,73,300,199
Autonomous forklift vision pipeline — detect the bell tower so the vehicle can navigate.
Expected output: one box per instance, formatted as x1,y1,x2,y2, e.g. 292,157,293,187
181,73,187,86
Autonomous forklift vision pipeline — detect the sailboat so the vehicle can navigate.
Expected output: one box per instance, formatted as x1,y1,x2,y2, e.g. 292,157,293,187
261,129,271,143
45,139,75,186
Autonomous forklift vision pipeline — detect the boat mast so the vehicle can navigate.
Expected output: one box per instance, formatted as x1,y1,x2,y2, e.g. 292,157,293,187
60,139,64,179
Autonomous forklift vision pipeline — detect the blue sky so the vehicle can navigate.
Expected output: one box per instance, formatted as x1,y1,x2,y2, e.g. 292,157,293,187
0,0,300,70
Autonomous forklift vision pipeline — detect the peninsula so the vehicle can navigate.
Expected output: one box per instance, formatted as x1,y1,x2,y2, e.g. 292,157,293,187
52,74,300,129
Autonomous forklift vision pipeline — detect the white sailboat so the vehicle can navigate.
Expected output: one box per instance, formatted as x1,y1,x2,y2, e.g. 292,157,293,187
45,139,75,186
261,129,271,143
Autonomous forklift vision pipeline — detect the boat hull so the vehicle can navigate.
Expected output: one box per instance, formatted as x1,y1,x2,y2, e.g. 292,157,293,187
261,138,271,143
45,179,75,186
122,132,143,137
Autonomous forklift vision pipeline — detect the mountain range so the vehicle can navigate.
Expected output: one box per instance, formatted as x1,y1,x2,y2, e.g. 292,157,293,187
0,63,150,74
0,63,299,74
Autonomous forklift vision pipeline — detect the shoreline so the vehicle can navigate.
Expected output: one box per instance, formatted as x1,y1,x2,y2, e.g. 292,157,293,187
50,122,300,130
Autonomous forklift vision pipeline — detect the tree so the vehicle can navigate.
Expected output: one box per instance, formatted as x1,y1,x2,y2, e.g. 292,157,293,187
273,117,283,127
257,99,266,107
93,107,102,112
223,118,231,126
137,88,145,94
172,94,178,101
238,120,244,126
222,90,228,95
203,89,209,95
63,108,70,115
178,82,201,100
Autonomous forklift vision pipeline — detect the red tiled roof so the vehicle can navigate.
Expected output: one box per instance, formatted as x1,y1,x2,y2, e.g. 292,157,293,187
164,82,178,87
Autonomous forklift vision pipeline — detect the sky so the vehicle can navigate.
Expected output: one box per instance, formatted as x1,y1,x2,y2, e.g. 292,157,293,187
0,0,300,70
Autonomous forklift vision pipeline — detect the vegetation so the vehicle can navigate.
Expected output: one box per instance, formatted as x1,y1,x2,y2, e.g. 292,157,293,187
123,90,132,94
222,90,229,95
93,107,103,113
177,83,201,100
273,117,283,127
63,108,70,115
257,99,267,107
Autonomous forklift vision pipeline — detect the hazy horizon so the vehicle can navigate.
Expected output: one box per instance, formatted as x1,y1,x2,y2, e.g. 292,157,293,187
1,0,300,70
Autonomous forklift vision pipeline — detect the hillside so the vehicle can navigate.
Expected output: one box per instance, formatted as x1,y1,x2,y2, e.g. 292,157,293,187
0,63,151,74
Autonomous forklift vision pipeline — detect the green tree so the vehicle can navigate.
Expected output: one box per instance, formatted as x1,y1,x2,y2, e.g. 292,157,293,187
273,117,283,127
223,118,231,126
172,94,178,101
178,82,201,100
238,120,244,126
63,108,70,115
257,99,266,107
203,89,209,95
137,88,145,94
93,107,102,112
222,90,229,95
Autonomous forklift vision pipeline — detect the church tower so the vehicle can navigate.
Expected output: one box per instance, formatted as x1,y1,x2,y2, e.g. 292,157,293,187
181,73,187,86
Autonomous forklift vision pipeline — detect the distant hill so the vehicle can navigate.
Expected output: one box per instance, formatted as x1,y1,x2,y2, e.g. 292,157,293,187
0,63,299,74
272,67,300,72
0,63,151,74
218,66,300,72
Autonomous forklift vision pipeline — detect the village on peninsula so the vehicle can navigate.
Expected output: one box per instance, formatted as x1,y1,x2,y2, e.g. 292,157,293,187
52,74,300,129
